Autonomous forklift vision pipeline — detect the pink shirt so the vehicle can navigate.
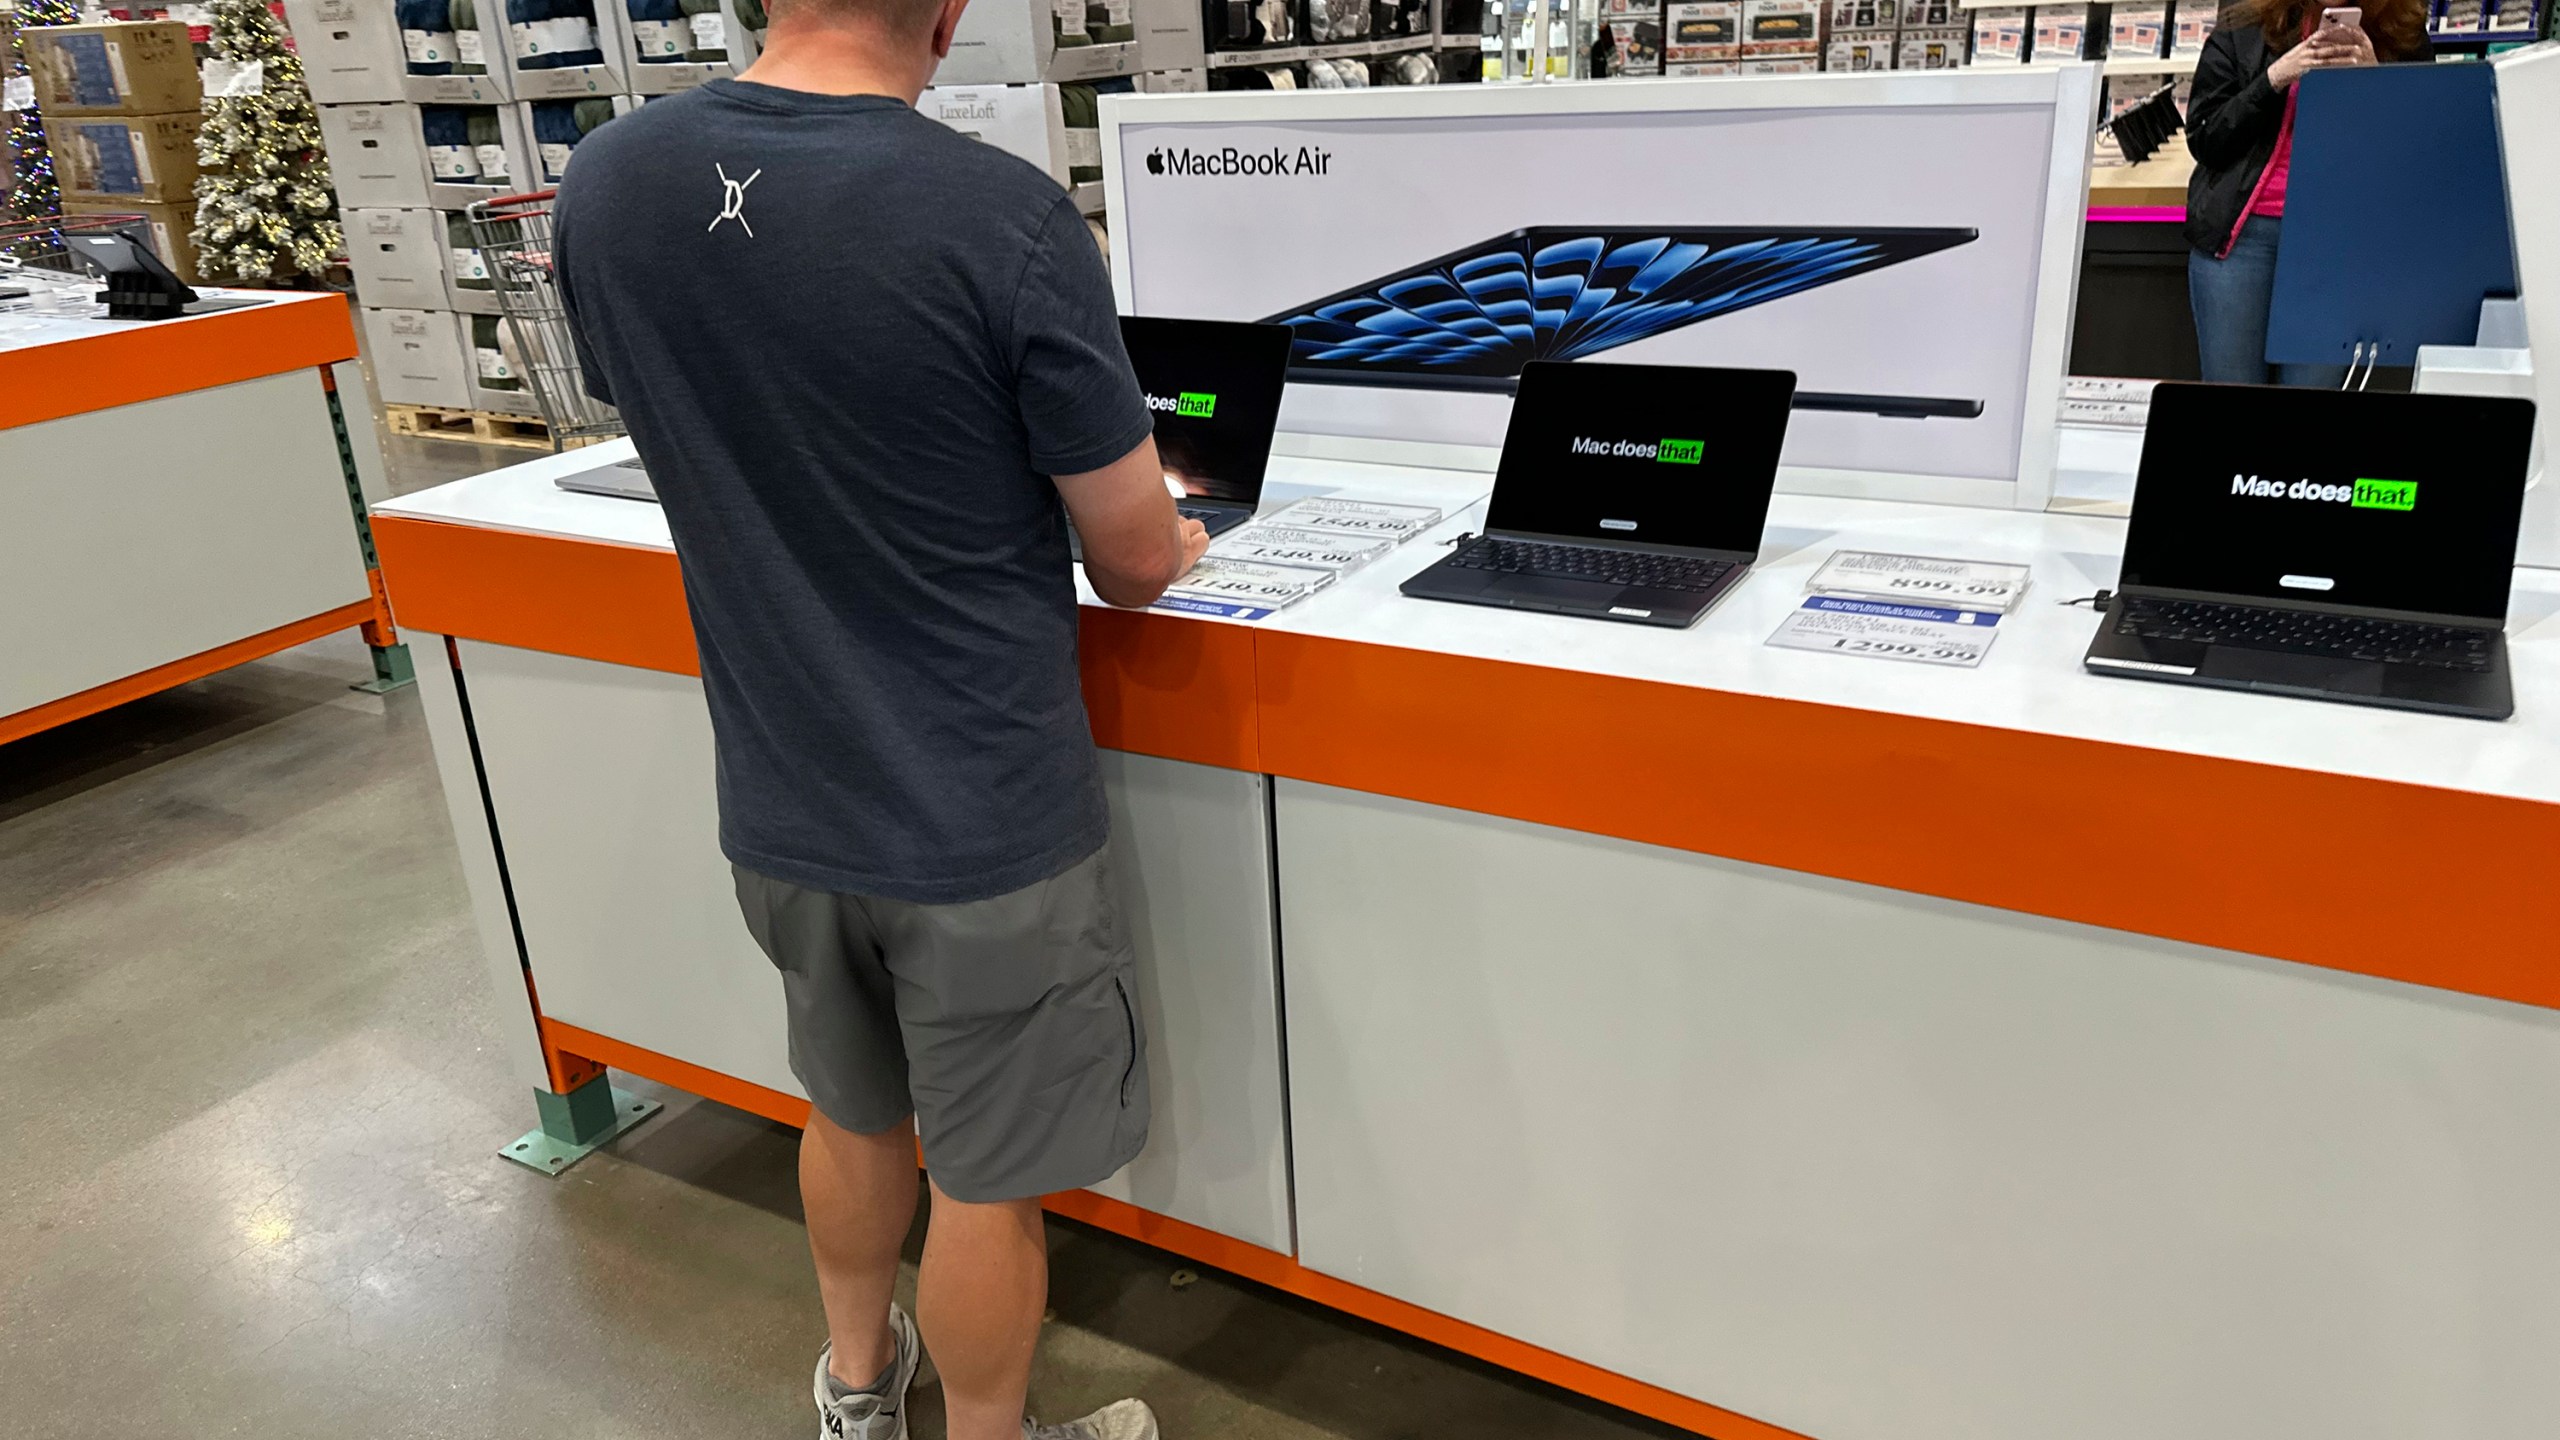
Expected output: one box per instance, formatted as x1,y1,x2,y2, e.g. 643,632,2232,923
2251,85,2301,217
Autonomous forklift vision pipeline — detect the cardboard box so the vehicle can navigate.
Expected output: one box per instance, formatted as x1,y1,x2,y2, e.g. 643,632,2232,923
285,0,515,104
622,0,740,95
54,112,202,204
487,0,632,100
2171,3,2217,53
1665,1,1741,63
1666,59,1740,73
1898,23,1965,66
1826,28,1896,69
919,83,1076,188
1740,54,1820,70
1741,0,1820,55
1134,0,1207,71
21,21,202,116
1969,6,2027,63
318,100,533,211
62,197,201,284
1826,0,1896,33
1133,68,1209,92
2032,3,2088,60
1900,0,1955,25
1608,17,1667,73
344,206,452,308
941,0,1143,84
2109,4,2167,59
460,310,542,414
362,306,473,409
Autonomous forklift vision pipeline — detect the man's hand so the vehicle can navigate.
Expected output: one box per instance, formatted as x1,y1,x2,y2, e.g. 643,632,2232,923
1177,517,1211,575
1054,436,1202,608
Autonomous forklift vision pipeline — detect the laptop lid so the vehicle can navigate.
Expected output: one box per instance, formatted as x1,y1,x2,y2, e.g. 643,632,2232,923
1118,315,1293,508
1486,360,1796,556
2123,383,2536,623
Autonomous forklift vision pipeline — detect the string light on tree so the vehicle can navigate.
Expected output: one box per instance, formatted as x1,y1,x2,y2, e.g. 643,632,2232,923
192,0,341,284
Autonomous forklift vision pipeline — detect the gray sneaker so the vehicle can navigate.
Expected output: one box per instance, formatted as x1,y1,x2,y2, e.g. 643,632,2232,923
1025,1398,1160,1440
813,1305,926,1440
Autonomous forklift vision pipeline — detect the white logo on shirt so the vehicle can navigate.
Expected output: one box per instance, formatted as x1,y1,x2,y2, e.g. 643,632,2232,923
708,162,761,237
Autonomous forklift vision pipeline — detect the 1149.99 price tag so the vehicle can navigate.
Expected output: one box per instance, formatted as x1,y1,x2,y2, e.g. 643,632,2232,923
1766,595,1999,668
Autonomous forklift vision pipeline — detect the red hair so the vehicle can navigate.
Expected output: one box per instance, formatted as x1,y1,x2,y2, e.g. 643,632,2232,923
2225,0,2428,59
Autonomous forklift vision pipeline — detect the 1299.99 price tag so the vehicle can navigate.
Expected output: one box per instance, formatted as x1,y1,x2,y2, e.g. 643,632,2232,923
1765,595,1999,669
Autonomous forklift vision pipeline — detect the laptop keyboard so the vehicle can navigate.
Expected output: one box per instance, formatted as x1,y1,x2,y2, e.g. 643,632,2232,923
2115,597,2494,672
1447,537,1737,595
1177,504,1228,526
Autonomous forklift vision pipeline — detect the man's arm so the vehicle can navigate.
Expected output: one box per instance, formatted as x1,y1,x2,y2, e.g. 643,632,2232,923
1055,436,1211,608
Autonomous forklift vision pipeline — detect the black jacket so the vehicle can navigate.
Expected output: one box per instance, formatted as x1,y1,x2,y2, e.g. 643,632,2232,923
2182,19,2432,256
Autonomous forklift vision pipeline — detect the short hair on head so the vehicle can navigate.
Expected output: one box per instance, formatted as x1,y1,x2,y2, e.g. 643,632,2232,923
770,0,945,39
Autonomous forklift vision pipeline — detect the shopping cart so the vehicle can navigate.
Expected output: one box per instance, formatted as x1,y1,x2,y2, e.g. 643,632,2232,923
465,190,625,451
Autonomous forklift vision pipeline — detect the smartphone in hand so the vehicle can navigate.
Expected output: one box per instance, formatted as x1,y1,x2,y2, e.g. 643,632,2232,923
2318,5,2363,29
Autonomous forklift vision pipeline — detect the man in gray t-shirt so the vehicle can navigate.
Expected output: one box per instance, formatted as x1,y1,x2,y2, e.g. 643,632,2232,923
555,0,1208,1432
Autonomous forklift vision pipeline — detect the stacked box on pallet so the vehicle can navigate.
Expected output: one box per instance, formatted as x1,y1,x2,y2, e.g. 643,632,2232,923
1665,0,1740,73
1739,0,1819,69
1896,0,1961,67
22,20,211,281
1822,0,1893,71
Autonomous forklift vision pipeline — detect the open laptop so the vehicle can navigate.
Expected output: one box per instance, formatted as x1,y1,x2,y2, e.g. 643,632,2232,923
1118,314,1294,537
2085,382,2536,720
1400,359,1795,628
1260,226,1979,418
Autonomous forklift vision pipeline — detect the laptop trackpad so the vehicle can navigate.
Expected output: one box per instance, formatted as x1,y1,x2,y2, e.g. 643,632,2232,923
2202,646,2386,696
1489,574,1616,607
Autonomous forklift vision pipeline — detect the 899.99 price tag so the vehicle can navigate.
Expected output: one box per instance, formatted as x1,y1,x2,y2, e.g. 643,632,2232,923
1807,550,2030,613
1766,595,1999,668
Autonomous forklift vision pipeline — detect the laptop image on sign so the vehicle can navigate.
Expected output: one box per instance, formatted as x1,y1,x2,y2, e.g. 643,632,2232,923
1400,359,1795,628
1119,314,1294,538
2084,382,2535,720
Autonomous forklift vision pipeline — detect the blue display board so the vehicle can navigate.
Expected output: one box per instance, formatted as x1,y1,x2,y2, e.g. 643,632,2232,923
2266,61,2518,367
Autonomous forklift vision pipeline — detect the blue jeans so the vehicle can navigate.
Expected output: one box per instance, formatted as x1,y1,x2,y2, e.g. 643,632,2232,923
2188,214,2351,387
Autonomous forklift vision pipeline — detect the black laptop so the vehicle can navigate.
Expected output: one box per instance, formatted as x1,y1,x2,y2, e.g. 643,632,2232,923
1118,314,1294,538
1400,360,1796,628
2085,382,2536,720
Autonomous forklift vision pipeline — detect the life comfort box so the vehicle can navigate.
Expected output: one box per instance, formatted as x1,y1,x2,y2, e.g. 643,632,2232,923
1134,0,1207,72
1664,1,1740,64
920,83,1075,187
1898,24,1964,66
1740,0,1820,57
20,21,202,116
1827,29,1896,70
62,197,201,284
940,0,1142,85
318,102,436,207
283,0,514,104
344,207,453,309
362,307,473,409
53,112,202,204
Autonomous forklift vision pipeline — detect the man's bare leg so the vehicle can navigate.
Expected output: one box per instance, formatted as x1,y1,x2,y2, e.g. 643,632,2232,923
801,1109,922,1387
917,1179,1048,1440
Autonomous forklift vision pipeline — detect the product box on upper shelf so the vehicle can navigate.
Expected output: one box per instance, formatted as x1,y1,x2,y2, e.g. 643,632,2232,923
1897,23,1964,65
942,0,1140,83
1740,0,1819,54
2108,3,2167,58
1134,0,1206,69
1900,0,1952,24
1826,28,1895,68
20,20,201,116
53,112,201,204
1133,66,1209,90
362,306,474,409
62,196,202,283
921,82,1075,187
1666,59,1740,73
1304,0,1373,43
2031,3,2087,60
522,95,640,185
1741,53,1820,69
1969,5,2026,62
484,0,633,99
344,206,453,309
622,0,749,93
1665,1,1740,62
284,0,513,105
1609,14,1667,74
2171,2,2216,52
1826,0,1895,33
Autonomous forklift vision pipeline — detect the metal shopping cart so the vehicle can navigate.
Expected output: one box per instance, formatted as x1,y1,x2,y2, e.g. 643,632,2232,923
465,190,625,451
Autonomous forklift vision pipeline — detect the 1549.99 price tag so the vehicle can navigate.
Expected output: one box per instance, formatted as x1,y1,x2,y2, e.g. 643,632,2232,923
1766,595,1999,668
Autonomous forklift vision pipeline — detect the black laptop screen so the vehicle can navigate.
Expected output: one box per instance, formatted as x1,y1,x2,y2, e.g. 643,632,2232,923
1486,360,1796,552
1119,316,1293,505
2123,384,2535,621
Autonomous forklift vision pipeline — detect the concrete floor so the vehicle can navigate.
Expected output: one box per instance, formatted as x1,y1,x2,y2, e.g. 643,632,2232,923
0,425,1689,1439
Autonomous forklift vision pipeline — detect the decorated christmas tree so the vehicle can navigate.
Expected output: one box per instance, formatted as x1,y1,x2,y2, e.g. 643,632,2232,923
5,0,81,226
192,0,341,283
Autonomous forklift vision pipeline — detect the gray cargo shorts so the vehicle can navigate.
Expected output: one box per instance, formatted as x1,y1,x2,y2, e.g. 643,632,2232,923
732,847,1149,1204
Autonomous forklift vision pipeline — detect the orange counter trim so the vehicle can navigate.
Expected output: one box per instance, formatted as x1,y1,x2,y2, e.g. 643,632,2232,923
0,599,376,748
540,1018,1806,1440
1255,632,2560,1011
0,292,357,431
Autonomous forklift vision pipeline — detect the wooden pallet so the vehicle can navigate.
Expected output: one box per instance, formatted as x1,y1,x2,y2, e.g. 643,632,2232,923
383,402,577,451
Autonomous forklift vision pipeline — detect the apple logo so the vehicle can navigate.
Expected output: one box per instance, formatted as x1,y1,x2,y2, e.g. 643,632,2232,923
1145,149,1165,175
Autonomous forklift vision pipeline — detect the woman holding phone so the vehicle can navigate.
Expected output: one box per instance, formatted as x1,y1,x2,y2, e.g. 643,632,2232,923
2183,0,2432,383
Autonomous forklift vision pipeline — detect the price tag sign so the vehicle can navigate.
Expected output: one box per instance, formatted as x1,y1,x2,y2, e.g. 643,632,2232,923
1807,550,2030,613
1766,595,1999,669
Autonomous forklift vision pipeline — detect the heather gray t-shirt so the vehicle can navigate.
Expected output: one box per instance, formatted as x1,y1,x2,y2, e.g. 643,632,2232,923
554,80,1152,904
